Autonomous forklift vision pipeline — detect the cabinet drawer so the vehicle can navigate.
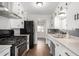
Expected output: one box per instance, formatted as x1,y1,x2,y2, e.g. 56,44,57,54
60,45,76,56
55,41,76,56
55,41,62,48
63,48,76,56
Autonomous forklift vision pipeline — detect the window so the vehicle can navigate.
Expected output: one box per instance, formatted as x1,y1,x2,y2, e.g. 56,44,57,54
37,26,44,32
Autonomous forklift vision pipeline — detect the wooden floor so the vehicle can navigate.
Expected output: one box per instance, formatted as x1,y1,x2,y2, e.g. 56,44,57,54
24,38,50,56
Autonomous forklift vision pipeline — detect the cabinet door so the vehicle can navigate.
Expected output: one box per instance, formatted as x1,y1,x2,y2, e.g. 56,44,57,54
0,2,13,11
1,2,8,8
0,48,10,56
12,2,23,18
55,41,76,56
55,42,63,56
0,17,11,29
61,45,76,56
50,41,55,56
12,3,19,15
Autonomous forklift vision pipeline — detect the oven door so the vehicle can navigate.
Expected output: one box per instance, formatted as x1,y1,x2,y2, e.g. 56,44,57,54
17,42,27,56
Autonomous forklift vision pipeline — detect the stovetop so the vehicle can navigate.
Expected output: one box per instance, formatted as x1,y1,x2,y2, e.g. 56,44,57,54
0,36,15,45
0,36,27,45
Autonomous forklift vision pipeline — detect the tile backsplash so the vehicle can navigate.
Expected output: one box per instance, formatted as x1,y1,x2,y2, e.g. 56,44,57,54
14,29,20,36
48,29,79,37
68,29,79,37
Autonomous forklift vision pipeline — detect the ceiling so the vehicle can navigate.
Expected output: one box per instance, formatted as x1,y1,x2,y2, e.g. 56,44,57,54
22,2,59,15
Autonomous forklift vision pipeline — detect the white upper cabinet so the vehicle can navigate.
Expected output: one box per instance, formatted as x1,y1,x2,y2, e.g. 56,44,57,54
0,2,27,20
66,2,79,30
54,2,79,30
10,2,24,18
0,2,26,29
53,2,74,30
0,16,11,29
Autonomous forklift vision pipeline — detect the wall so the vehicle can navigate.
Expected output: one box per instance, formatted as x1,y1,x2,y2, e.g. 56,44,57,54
28,14,51,44
14,29,20,36
0,16,11,29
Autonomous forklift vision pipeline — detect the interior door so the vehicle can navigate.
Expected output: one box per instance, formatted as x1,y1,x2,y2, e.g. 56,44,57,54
37,20,47,44
37,20,46,38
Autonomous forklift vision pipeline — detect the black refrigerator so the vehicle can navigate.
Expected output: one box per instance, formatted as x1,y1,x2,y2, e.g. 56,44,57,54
20,21,35,49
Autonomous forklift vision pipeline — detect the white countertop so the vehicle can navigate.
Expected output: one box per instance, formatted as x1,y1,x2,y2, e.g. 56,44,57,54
0,45,12,53
14,34,29,36
48,33,79,56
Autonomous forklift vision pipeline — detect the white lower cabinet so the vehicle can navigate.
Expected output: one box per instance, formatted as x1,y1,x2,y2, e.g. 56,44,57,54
0,48,10,56
47,35,76,56
47,38,55,56
61,46,76,56
55,41,62,56
55,41,76,56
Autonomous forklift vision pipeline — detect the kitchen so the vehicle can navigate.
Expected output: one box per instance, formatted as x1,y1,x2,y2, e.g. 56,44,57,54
0,1,79,56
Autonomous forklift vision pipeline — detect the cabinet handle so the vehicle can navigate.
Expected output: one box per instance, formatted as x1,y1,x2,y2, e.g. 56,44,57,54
65,52,70,56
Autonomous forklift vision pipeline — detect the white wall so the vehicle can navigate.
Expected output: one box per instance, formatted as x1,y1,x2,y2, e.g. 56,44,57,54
0,16,11,29
28,14,51,44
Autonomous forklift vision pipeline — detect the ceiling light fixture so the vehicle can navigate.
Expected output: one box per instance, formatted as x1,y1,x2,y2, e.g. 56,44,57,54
36,2,43,7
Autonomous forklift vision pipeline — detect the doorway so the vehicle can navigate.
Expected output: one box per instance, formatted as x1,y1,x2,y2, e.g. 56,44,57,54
37,19,47,44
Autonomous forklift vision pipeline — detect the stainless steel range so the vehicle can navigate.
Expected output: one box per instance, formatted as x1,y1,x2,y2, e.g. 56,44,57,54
0,30,27,56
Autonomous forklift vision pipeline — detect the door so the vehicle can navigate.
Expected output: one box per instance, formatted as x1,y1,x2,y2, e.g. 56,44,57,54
37,20,47,44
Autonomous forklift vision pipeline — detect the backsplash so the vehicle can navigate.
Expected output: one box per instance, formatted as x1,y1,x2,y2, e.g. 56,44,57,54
48,29,66,34
14,29,20,36
48,29,59,33
68,29,79,37
48,29,79,37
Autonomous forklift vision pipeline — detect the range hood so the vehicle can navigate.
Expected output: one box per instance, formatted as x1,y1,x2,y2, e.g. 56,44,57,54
0,5,22,19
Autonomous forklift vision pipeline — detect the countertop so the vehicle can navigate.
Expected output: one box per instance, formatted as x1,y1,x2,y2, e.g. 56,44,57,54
0,45,12,53
14,34,29,36
47,33,79,56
